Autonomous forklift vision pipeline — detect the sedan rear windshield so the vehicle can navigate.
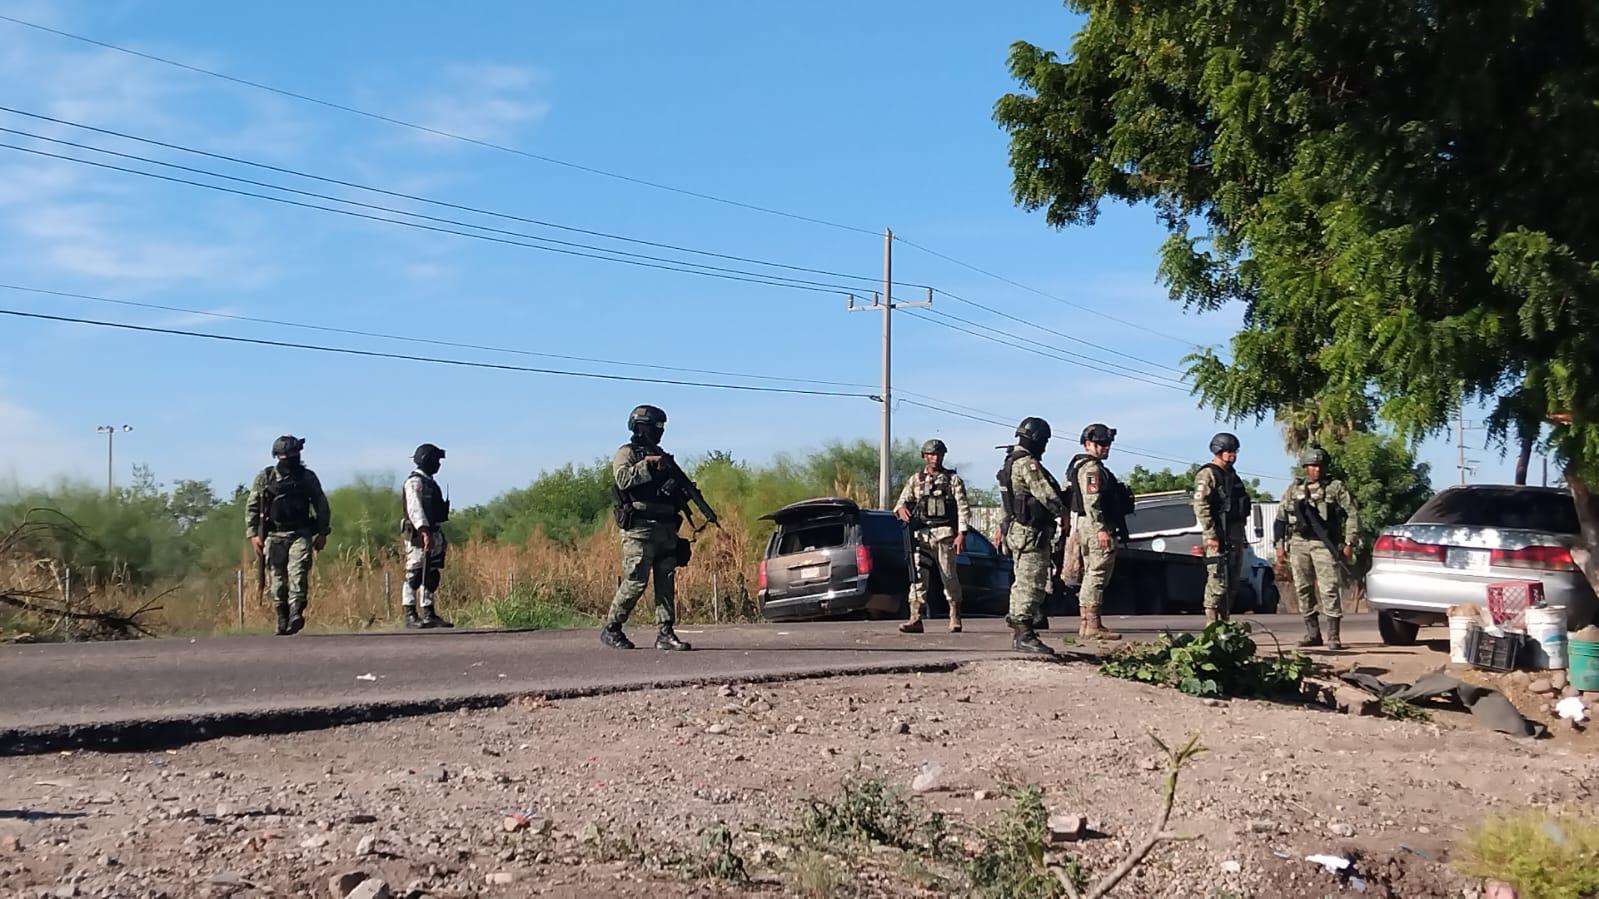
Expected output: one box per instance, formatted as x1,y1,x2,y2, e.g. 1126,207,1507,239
1408,488,1580,534
1128,502,1198,534
776,521,848,555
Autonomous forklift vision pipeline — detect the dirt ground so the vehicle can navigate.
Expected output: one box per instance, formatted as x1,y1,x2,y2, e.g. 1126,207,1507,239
3,641,1596,899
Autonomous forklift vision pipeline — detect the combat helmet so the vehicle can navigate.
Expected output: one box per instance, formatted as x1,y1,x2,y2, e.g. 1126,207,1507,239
413,443,446,467
1015,417,1052,453
1080,423,1116,446
921,438,948,456
1208,432,1241,454
628,404,667,439
1299,446,1329,467
271,435,305,457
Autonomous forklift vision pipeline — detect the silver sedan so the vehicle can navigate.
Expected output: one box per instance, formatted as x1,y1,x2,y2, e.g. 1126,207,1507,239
1366,485,1597,645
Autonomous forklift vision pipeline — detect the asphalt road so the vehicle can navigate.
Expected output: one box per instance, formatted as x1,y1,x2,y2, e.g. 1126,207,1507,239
0,613,1382,754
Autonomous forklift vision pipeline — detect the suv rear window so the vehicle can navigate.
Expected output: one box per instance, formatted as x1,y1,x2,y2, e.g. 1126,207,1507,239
777,521,848,554
859,513,907,546
1128,501,1198,534
1408,488,1580,534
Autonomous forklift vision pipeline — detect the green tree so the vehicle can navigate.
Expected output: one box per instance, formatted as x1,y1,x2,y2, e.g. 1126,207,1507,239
1122,464,1270,501
996,1,1599,599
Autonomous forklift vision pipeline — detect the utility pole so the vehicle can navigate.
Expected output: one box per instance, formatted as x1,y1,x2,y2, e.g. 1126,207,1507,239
96,424,132,495
1455,408,1481,485
848,229,931,508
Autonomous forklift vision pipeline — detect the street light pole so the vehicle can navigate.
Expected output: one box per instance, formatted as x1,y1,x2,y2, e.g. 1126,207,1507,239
96,424,132,495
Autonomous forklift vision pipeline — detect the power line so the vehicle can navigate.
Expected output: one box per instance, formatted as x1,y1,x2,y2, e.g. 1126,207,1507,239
0,134,872,296
0,307,877,398
0,13,881,238
917,305,1189,388
0,283,879,391
936,287,1185,376
893,233,1200,349
0,105,904,289
901,307,1189,393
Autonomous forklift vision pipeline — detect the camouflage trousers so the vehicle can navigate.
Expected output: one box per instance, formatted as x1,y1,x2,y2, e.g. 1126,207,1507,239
265,533,315,611
908,529,962,623
1288,537,1343,620
607,521,679,628
1005,524,1053,624
1076,526,1117,613
1202,529,1246,615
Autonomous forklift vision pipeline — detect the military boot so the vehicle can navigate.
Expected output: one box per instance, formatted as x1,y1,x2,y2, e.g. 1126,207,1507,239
420,606,454,629
1011,623,1057,656
1081,609,1122,641
285,602,306,635
274,603,292,636
1297,615,1323,648
1325,617,1344,651
600,623,635,650
898,619,924,634
655,625,692,651
1204,608,1219,626
403,606,423,629
1033,614,1050,631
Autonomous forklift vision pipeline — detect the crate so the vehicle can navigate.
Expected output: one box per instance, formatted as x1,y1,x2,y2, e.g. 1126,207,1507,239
1465,626,1526,672
1486,580,1544,631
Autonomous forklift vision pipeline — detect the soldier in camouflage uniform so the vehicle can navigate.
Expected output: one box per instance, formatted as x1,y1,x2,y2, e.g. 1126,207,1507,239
1066,423,1130,642
1275,446,1359,650
246,435,331,636
1193,432,1250,624
895,438,971,634
997,417,1064,655
601,405,692,652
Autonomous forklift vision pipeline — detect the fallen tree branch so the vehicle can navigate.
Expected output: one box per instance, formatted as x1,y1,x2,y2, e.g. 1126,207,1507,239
1083,732,1206,899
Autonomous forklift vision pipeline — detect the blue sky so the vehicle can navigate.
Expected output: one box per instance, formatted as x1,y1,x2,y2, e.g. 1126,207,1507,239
0,1,1535,504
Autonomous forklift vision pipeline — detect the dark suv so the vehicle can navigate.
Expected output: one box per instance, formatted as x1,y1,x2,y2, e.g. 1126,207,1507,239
757,497,1012,621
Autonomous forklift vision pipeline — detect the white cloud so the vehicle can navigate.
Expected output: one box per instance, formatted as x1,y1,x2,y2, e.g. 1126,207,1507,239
408,63,551,146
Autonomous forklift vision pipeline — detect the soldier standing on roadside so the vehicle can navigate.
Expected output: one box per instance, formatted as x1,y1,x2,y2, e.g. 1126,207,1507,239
1193,433,1250,624
602,405,693,652
246,436,331,636
895,439,972,634
1276,446,1360,650
401,443,453,629
1066,423,1130,642
997,417,1065,655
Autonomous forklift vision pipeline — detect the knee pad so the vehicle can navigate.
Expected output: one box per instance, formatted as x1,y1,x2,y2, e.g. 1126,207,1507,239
405,567,424,589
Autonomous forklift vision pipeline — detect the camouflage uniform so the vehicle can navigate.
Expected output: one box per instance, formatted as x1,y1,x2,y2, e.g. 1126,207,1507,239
1193,464,1248,618
1005,455,1067,624
606,441,680,630
244,464,330,626
1071,456,1117,618
897,467,971,628
1278,478,1359,623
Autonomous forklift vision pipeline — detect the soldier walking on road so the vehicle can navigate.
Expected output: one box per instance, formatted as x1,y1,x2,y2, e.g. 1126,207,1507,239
602,405,694,652
1193,433,1250,624
246,436,331,636
997,417,1065,655
895,439,972,634
401,443,453,629
1276,447,1359,650
1066,424,1131,642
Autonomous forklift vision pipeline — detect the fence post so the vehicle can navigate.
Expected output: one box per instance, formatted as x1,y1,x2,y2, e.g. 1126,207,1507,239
507,570,514,595
236,570,245,629
383,570,392,615
712,571,720,624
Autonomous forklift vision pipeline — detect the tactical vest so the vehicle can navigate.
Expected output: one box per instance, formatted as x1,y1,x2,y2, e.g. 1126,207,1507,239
407,472,450,527
1066,454,1133,534
262,465,315,531
610,442,677,524
1286,479,1342,540
915,469,959,527
1201,462,1252,528
997,447,1061,530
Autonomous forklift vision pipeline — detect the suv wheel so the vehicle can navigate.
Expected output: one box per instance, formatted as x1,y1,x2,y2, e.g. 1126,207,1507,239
1259,571,1280,614
1377,609,1420,646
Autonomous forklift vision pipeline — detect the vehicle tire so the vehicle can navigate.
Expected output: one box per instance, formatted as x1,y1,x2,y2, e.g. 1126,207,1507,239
1259,571,1280,615
1377,609,1420,646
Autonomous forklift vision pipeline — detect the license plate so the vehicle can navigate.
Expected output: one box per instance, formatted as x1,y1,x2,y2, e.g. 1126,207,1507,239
798,565,826,580
1446,548,1491,572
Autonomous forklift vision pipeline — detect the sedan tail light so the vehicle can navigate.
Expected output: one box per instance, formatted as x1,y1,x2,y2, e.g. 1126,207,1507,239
1491,545,1577,571
757,559,768,591
1373,534,1445,562
855,544,873,576
1188,544,1204,556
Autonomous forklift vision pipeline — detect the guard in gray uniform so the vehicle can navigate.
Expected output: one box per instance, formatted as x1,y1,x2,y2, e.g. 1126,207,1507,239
602,405,693,652
401,443,453,629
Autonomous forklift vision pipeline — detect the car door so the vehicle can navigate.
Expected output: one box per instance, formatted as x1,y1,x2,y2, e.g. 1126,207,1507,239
956,528,1006,613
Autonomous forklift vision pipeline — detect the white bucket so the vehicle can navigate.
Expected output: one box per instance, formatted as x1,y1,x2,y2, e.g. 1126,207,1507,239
1448,616,1476,664
1524,606,1568,670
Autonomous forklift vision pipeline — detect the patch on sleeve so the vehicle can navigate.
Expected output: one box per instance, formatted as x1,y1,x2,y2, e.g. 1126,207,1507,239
1085,474,1099,494
1029,461,1039,471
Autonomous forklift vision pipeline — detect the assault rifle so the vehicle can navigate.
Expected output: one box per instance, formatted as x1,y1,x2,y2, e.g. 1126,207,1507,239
253,487,267,601
1295,497,1357,581
656,453,722,534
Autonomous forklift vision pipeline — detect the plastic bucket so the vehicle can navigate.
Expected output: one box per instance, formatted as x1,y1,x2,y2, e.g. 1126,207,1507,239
1571,638,1599,692
1448,616,1476,664
1524,606,1569,669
